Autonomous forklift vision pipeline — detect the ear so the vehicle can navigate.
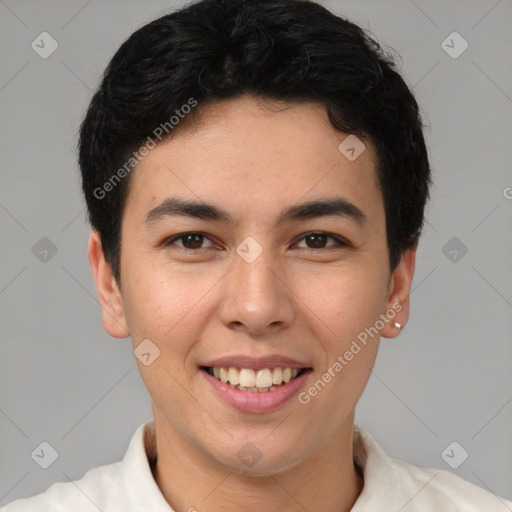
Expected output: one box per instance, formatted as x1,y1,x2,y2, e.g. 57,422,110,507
380,238,418,339
87,230,130,338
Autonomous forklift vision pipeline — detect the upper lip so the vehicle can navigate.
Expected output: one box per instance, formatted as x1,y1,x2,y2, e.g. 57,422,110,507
201,355,311,369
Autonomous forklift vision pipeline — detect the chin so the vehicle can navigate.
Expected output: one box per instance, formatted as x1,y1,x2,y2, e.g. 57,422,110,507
205,436,308,478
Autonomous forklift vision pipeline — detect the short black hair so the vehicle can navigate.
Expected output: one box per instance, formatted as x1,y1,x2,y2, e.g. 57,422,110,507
78,0,432,285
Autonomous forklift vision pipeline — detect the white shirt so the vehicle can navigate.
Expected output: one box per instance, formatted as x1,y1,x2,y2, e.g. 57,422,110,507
2,420,511,511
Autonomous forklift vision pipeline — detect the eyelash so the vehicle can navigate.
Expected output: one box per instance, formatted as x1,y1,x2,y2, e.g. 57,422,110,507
162,231,349,253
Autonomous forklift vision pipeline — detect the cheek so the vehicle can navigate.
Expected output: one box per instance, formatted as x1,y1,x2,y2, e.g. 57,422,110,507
122,266,215,403
122,259,218,352
295,263,386,381
298,272,382,421
297,263,386,333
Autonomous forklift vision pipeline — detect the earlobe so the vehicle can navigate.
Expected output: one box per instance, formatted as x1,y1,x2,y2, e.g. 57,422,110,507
87,230,130,338
381,239,418,339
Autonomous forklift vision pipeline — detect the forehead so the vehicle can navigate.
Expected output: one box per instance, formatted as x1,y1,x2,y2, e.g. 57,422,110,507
123,95,383,227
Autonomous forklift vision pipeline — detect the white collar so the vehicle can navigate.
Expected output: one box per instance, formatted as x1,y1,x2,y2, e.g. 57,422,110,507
117,419,510,511
119,419,400,511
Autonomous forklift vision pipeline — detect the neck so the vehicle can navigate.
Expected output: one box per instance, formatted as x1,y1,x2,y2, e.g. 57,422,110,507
151,410,364,512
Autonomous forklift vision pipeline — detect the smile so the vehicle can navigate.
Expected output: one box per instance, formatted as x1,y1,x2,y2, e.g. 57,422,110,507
202,366,307,392
200,364,313,413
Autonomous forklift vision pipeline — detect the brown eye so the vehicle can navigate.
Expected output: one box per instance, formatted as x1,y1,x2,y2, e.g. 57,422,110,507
295,232,347,250
164,232,214,250
305,233,329,249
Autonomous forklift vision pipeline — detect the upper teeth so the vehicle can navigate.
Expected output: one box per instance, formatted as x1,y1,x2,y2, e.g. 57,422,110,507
212,367,299,388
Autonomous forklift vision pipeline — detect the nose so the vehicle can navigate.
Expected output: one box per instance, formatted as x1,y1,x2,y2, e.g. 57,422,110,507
217,247,295,337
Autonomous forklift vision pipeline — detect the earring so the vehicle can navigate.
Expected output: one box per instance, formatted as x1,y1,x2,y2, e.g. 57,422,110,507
394,322,402,329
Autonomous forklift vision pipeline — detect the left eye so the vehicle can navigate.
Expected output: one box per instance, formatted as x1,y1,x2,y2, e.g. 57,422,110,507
163,231,347,251
294,232,347,250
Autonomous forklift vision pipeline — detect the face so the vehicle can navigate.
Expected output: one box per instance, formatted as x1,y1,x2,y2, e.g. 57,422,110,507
89,94,416,476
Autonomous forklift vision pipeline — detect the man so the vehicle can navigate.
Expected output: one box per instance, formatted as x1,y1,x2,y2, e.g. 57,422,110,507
3,0,511,510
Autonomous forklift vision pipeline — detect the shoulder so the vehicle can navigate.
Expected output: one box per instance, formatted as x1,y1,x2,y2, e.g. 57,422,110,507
0,420,162,512
353,425,512,512
391,456,512,511
1,461,124,512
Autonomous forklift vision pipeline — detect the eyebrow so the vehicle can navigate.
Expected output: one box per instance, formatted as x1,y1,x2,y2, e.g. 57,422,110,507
145,197,367,228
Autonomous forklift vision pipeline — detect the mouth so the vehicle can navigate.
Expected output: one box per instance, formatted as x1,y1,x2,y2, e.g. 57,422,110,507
200,364,312,412
199,355,313,412
200,366,310,392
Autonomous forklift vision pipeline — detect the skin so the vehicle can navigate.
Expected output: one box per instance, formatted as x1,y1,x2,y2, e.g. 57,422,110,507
88,94,417,512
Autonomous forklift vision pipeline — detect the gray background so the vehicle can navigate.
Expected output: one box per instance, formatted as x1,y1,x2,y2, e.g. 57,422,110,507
1,0,511,506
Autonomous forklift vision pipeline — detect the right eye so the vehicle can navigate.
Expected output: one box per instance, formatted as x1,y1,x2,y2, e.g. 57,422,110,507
162,232,217,251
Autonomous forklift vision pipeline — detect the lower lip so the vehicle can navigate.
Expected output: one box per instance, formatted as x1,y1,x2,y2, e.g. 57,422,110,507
201,369,312,413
